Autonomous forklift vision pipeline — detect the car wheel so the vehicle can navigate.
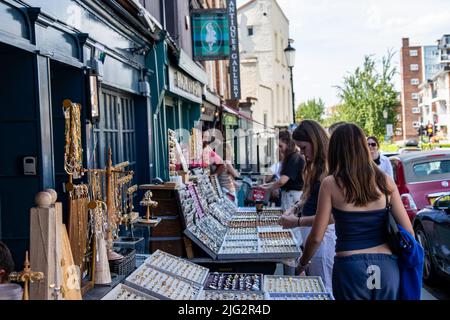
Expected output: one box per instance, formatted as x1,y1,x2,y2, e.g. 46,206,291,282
415,225,438,285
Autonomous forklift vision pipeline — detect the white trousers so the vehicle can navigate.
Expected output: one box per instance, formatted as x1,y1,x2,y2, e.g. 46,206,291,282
300,224,336,294
281,190,303,268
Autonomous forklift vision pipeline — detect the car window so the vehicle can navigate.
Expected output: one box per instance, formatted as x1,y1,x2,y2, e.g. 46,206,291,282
408,159,450,182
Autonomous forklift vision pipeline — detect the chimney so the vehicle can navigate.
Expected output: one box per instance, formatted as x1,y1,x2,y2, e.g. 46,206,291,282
402,38,410,48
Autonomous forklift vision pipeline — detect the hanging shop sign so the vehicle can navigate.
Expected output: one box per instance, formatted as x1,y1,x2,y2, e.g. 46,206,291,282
168,66,203,104
192,9,230,61
223,114,238,126
227,0,241,100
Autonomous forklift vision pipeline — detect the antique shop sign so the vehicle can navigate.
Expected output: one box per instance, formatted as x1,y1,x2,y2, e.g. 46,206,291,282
227,0,241,100
192,9,230,61
168,66,203,104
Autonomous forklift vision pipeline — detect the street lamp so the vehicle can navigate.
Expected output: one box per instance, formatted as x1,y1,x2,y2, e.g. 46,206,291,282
284,39,296,124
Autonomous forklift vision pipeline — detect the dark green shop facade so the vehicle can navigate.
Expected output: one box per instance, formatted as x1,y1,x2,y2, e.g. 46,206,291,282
0,0,166,267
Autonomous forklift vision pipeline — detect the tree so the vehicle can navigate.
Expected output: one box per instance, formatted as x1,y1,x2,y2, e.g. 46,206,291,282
296,98,325,123
335,51,399,139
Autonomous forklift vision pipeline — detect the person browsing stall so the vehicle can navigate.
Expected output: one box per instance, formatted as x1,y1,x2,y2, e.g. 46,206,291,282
298,123,414,300
262,131,305,211
279,120,336,293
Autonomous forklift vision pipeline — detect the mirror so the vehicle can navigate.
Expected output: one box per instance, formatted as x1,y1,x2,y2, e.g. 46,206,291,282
433,194,450,211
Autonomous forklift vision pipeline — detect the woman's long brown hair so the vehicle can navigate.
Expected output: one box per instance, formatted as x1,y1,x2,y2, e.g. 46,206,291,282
328,123,392,206
293,120,329,203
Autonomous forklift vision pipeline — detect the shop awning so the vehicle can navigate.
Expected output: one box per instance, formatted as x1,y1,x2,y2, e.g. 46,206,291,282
221,104,274,131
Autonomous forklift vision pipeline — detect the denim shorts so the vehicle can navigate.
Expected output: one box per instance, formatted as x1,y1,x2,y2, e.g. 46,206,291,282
332,253,400,300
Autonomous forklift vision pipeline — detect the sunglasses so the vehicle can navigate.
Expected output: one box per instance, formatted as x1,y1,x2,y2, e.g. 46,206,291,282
368,142,377,147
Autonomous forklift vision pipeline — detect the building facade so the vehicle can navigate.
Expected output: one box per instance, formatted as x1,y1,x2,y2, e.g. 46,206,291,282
418,35,450,141
237,0,293,171
400,37,445,142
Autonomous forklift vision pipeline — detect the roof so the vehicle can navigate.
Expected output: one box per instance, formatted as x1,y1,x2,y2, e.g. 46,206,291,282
391,150,450,162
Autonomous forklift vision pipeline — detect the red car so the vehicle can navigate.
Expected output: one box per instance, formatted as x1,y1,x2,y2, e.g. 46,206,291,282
390,150,450,221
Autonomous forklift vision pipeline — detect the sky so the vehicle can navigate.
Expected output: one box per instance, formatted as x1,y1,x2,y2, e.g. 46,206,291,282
237,0,450,108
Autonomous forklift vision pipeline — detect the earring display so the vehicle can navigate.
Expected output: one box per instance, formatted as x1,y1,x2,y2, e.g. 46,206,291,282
145,250,209,286
204,273,263,291
203,291,265,300
264,276,326,293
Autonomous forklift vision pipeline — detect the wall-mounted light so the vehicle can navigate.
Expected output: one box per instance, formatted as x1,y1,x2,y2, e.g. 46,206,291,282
215,111,220,117
201,105,206,113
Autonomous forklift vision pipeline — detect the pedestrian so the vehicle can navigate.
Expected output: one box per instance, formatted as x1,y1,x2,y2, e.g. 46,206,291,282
367,136,393,177
297,123,414,300
279,119,336,293
0,241,23,300
215,143,240,204
265,148,284,207
261,130,304,211
261,130,305,274
327,121,347,135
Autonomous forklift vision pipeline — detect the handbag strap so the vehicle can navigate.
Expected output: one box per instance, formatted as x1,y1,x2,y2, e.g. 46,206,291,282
384,190,392,211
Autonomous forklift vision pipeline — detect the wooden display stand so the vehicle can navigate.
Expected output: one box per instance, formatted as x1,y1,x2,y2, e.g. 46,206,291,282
139,184,186,256
29,190,82,300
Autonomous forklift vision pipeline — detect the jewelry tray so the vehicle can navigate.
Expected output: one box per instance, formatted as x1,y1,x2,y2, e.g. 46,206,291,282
265,292,334,300
101,283,157,300
144,249,209,286
124,263,204,300
263,275,327,294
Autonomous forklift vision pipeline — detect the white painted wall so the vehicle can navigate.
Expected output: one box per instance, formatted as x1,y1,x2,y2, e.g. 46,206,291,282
238,0,293,131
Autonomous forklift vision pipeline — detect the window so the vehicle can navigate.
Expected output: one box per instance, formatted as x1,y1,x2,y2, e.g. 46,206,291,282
411,93,419,100
94,89,137,173
411,160,450,182
412,121,421,128
409,50,418,57
248,26,254,36
410,64,419,71
410,78,420,85
274,33,279,62
412,107,421,114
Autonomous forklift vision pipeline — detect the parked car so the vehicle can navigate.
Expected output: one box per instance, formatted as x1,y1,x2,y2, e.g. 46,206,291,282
382,151,399,158
413,193,450,284
390,150,450,221
398,147,422,153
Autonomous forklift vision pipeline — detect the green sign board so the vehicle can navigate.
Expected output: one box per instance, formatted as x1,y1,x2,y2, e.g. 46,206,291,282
223,114,238,126
192,9,230,61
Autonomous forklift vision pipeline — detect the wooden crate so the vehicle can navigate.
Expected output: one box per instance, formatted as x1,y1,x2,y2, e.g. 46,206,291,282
150,237,185,257
150,216,183,237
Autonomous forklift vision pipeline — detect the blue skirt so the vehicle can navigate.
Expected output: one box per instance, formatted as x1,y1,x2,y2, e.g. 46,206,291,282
332,253,400,300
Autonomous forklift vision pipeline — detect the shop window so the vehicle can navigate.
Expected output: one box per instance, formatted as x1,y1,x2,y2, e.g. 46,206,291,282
94,88,137,173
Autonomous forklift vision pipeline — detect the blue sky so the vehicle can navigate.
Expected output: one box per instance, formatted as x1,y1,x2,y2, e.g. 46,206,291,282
237,0,450,108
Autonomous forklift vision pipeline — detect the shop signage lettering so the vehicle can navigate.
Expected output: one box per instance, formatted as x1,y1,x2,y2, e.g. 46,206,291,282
168,66,203,104
227,0,241,100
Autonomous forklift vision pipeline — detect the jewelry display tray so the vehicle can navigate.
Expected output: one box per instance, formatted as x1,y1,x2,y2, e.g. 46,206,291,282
101,283,157,300
263,275,327,293
144,249,209,287
184,226,301,260
124,263,204,300
203,272,265,294
265,292,334,300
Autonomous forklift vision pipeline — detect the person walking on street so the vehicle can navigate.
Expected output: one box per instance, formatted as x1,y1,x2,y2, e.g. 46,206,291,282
298,123,414,300
279,120,336,293
367,136,393,178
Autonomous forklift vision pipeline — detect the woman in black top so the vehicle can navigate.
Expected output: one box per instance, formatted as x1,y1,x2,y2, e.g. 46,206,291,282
262,130,304,211
279,120,336,292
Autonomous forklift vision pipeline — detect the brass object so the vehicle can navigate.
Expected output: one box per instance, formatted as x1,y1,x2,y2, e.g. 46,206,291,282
9,251,44,300
139,191,158,224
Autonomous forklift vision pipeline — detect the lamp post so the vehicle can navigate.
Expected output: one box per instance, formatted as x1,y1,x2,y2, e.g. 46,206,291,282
284,39,296,124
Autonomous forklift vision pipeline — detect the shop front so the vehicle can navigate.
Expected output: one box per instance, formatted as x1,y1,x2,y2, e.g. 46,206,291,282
0,0,159,268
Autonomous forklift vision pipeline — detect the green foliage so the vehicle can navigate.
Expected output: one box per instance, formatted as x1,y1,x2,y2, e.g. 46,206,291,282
296,98,325,123
335,51,399,138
